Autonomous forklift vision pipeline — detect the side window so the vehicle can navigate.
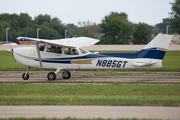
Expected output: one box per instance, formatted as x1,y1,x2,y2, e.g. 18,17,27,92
64,48,72,55
64,47,79,55
47,45,62,54
38,43,46,51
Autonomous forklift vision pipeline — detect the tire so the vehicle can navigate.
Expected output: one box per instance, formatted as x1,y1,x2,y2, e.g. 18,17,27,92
22,73,29,80
62,71,71,79
47,72,56,80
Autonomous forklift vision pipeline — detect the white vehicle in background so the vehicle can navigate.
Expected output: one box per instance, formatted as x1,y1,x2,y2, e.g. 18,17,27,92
3,43,17,45
10,33,172,80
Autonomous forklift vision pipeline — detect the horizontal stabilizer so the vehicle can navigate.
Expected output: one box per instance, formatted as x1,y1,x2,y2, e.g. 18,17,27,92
133,61,156,67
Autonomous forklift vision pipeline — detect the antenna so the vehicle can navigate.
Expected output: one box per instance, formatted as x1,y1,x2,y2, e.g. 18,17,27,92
67,35,71,38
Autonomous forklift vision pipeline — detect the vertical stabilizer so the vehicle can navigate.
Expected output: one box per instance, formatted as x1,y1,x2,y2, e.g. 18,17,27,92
134,33,173,68
143,33,173,50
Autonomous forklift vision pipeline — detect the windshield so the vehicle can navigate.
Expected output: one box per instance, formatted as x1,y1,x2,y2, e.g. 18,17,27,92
79,48,89,54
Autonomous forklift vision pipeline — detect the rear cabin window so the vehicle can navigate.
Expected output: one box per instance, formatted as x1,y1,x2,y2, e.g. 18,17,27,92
47,45,62,54
64,47,79,55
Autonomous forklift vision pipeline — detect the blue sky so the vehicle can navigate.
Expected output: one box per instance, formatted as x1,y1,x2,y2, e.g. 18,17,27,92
0,0,174,26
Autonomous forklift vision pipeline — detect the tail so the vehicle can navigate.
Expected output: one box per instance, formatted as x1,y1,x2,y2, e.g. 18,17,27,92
143,33,173,51
133,33,173,68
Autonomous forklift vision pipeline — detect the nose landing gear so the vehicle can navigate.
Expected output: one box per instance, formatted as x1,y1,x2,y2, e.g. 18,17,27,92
22,67,30,80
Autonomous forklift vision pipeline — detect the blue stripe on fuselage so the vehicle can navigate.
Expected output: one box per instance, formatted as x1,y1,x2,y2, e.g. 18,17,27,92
18,48,166,64
38,49,166,63
100,49,166,60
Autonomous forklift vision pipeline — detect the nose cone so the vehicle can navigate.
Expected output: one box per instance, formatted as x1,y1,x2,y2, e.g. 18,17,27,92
13,47,32,67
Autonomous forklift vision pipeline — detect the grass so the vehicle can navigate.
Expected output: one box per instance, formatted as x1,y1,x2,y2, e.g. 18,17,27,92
0,84,179,106
0,51,43,71
0,50,180,71
0,118,163,120
152,51,180,71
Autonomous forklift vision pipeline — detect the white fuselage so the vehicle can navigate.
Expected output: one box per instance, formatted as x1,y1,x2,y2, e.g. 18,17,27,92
13,44,162,71
13,33,172,80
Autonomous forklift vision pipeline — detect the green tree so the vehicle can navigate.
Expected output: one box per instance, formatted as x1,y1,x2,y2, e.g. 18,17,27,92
39,25,59,39
67,23,79,36
77,27,94,38
99,12,133,44
143,23,154,36
133,23,149,44
0,21,11,41
17,13,32,28
0,13,75,41
34,14,51,25
24,26,37,38
77,21,100,39
170,0,180,33
155,18,170,34
43,17,71,38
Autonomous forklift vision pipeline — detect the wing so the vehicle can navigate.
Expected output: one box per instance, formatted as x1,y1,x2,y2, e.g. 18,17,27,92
17,37,99,68
17,37,99,47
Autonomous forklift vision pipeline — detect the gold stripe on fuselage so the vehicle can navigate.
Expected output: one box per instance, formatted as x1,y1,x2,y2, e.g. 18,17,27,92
71,59,94,64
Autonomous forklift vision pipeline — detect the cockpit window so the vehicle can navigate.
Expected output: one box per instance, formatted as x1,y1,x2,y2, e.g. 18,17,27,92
64,47,79,55
79,48,89,54
47,45,62,54
38,43,46,51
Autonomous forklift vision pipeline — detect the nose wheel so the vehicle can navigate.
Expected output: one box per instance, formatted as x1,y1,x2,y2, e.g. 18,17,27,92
22,67,30,80
22,73,29,80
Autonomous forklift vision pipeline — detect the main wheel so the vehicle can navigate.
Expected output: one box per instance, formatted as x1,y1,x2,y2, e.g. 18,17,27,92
47,72,56,80
62,71,71,79
22,73,29,80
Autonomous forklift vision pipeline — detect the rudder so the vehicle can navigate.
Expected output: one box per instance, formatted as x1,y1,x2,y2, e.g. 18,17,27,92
143,33,173,51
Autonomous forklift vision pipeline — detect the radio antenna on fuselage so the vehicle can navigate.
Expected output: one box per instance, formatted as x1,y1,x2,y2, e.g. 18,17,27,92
67,35,71,38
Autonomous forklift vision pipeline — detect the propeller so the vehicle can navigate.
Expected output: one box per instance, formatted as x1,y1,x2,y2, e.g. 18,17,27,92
7,49,13,53
8,43,13,53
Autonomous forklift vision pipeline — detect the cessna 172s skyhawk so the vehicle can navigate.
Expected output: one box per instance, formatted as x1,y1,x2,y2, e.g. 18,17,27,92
12,33,172,80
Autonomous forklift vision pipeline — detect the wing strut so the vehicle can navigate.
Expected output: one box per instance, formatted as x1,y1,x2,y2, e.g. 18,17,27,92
35,42,43,67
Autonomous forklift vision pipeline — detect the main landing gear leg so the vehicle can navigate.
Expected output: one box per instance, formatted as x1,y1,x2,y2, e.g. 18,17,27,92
62,70,71,79
47,68,61,80
22,67,30,80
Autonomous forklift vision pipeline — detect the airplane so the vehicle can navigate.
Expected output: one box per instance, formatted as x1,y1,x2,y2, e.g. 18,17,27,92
10,32,173,80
